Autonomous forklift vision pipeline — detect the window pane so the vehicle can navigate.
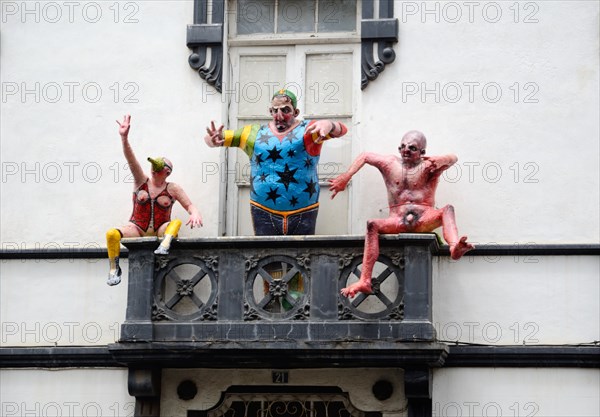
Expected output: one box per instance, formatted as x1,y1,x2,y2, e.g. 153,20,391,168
278,0,315,33
237,0,275,35
318,0,357,32
305,53,353,116
238,55,286,118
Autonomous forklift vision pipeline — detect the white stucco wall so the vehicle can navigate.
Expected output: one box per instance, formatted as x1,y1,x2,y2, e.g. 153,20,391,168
433,368,600,417
0,259,127,346
1,0,223,247
1,1,598,246
358,1,600,244
433,256,600,345
0,369,133,417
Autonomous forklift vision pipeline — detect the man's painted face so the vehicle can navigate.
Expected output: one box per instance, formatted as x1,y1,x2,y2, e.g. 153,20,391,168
269,96,297,132
398,136,425,163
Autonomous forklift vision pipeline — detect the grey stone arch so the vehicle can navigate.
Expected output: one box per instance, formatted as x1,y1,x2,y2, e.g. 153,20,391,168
186,0,399,92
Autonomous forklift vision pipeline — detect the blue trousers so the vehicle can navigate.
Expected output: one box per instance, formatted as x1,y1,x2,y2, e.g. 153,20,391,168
251,204,319,235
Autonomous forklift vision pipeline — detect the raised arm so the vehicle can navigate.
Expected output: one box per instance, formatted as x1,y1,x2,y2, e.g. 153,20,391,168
116,115,147,188
168,183,203,228
329,152,387,199
204,120,224,147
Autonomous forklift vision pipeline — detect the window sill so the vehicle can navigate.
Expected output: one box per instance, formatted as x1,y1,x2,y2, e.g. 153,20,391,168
228,32,360,47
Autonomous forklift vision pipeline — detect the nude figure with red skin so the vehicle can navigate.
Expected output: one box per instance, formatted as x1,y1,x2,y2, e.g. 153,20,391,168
329,130,474,297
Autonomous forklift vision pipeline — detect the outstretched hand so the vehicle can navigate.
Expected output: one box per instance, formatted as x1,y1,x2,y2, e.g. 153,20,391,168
205,120,224,147
328,173,350,199
187,213,203,229
116,115,131,138
305,120,334,142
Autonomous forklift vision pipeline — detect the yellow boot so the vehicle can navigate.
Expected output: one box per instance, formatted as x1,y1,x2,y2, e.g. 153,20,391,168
106,228,122,286
154,219,182,255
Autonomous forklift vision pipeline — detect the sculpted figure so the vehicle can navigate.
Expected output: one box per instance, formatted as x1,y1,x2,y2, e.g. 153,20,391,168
106,115,203,286
329,130,474,297
205,89,348,235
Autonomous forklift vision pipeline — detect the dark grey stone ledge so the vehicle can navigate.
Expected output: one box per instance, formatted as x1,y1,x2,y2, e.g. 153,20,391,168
1,345,598,369
1,235,597,259
0,346,116,368
108,341,449,369
445,345,600,368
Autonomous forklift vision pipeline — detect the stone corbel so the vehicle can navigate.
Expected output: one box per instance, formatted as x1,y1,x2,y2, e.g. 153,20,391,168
404,369,432,417
361,0,399,90
128,368,162,417
187,0,224,92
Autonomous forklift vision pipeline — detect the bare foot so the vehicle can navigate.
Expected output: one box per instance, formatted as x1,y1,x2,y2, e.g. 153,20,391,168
340,280,372,298
450,236,474,260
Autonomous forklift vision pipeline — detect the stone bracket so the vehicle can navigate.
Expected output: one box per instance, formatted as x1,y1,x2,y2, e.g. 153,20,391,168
187,0,224,92
361,0,400,89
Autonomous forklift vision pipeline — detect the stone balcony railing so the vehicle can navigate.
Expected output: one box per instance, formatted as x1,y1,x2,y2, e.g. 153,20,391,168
115,234,448,368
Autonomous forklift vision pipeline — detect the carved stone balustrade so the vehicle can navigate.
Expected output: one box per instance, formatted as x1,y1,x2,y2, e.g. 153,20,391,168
115,234,447,368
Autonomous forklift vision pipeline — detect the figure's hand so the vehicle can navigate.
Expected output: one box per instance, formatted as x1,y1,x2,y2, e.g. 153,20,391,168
421,155,438,172
116,114,131,138
187,213,203,228
329,173,350,199
204,121,224,147
305,120,335,143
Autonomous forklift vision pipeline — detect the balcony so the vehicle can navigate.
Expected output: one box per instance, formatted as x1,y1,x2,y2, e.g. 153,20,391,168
112,234,447,368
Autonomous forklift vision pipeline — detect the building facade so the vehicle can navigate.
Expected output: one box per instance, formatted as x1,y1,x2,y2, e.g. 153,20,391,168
1,1,599,416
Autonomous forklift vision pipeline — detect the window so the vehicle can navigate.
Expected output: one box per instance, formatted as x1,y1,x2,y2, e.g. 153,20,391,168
222,1,360,235
236,0,357,35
